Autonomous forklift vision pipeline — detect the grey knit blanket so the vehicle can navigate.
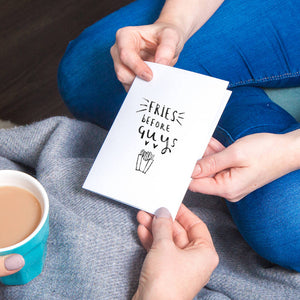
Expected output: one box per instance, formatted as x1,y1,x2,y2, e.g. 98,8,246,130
0,117,299,299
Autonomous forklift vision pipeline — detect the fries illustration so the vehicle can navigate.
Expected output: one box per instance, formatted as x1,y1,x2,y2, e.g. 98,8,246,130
136,150,154,174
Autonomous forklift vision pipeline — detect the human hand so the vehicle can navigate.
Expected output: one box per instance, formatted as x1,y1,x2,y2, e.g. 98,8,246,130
0,254,25,277
110,22,185,91
133,205,219,300
190,132,298,202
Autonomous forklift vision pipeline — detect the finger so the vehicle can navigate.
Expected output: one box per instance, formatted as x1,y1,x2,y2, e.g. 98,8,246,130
137,210,153,232
192,139,225,177
176,205,214,246
191,137,225,178
154,28,179,65
189,176,220,195
203,138,225,157
172,219,189,248
123,84,130,93
120,49,152,81
152,207,173,244
116,29,153,81
0,254,25,277
189,168,233,196
189,168,242,201
190,169,249,202
137,210,188,248
191,146,239,178
137,224,153,251
111,44,136,88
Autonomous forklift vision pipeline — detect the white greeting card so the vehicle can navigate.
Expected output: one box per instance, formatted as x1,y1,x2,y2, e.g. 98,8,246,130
83,62,231,218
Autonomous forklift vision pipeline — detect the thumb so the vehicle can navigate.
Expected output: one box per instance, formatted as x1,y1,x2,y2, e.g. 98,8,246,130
155,28,179,65
151,207,173,244
0,254,25,277
192,147,238,178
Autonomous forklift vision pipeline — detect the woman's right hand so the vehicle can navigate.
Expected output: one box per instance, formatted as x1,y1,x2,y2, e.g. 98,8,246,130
0,254,25,277
133,205,219,300
110,22,185,91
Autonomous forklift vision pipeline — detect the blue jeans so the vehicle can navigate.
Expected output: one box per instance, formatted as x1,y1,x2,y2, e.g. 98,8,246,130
58,0,300,271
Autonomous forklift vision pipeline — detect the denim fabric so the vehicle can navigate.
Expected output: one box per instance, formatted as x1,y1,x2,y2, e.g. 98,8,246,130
58,0,300,128
57,0,300,272
58,0,165,130
0,117,299,299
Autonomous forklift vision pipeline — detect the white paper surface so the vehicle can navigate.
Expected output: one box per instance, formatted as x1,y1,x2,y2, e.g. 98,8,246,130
83,62,231,218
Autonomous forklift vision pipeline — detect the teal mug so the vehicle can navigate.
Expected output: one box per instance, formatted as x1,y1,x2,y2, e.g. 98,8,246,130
0,170,49,285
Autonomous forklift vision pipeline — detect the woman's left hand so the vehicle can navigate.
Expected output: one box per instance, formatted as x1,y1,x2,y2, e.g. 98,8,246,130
190,132,299,202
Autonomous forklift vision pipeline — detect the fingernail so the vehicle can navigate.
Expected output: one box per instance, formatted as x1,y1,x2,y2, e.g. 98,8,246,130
140,71,152,81
192,165,201,177
4,254,25,271
155,207,171,219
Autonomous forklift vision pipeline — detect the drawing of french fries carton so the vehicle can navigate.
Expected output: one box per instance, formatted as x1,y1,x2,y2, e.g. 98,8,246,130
136,150,154,174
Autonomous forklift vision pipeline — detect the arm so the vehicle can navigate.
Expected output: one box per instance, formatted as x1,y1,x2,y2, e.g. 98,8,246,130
110,0,224,90
190,130,300,202
285,129,300,170
157,0,224,43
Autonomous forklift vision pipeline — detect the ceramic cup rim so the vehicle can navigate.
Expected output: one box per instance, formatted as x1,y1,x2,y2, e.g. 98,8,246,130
0,170,49,252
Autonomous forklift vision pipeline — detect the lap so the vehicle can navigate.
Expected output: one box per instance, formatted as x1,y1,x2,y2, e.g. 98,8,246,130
58,0,300,128
213,86,299,147
178,0,300,88
57,0,300,271
214,86,300,271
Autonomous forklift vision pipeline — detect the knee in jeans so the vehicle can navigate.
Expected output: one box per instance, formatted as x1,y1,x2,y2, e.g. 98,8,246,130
57,39,83,107
57,37,105,120
244,227,300,272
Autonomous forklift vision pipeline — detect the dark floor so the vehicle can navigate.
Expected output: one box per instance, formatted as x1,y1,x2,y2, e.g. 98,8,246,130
0,0,133,125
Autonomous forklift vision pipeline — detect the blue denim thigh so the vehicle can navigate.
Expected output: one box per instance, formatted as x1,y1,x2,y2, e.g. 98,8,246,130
213,86,300,271
177,0,300,88
226,170,300,272
213,86,299,146
58,0,300,128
